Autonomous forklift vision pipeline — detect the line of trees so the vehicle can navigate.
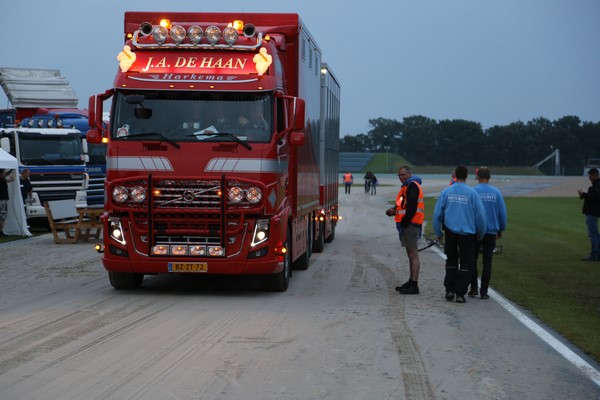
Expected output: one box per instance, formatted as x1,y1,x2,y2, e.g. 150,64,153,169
340,115,600,175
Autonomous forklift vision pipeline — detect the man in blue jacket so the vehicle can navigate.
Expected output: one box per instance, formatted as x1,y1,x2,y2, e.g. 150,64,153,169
468,167,507,299
433,166,487,303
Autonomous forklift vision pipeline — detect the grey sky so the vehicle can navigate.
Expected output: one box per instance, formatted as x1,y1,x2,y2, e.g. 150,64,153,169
1,0,599,136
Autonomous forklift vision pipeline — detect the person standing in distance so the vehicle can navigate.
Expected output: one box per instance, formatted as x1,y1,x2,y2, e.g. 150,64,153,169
20,168,33,204
0,169,16,236
433,166,487,303
577,167,600,261
343,171,353,194
386,166,424,294
468,167,507,299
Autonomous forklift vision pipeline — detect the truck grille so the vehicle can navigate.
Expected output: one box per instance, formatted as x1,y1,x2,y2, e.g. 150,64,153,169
111,176,265,242
154,179,221,209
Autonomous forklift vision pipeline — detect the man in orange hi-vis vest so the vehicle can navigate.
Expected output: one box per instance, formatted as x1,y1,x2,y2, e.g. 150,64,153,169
386,166,424,294
343,172,353,194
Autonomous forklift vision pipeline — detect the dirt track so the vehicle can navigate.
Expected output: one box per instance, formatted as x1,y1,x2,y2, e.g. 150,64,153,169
0,176,599,399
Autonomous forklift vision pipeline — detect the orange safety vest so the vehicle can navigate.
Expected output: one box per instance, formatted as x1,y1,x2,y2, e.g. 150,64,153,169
343,173,353,183
395,181,425,225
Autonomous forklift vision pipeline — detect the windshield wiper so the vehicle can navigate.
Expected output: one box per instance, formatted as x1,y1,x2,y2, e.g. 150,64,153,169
193,132,252,150
118,132,180,149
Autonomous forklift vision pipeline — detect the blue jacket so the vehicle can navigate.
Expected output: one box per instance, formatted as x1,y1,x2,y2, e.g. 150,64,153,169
433,182,487,238
474,183,507,234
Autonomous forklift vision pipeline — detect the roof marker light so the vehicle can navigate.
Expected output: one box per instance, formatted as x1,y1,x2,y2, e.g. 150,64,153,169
159,19,171,29
232,20,244,32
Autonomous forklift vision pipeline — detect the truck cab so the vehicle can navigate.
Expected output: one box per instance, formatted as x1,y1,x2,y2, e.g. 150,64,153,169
0,115,88,219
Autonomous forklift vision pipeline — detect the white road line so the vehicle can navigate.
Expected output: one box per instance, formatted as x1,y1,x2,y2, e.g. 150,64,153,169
431,248,600,387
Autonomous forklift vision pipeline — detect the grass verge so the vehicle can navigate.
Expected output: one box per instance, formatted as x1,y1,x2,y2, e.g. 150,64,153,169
422,196,600,363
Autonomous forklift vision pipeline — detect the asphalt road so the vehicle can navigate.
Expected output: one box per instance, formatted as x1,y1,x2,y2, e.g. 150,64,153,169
0,183,599,399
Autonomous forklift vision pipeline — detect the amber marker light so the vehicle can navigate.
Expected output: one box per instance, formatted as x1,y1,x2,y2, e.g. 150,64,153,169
153,189,161,196
160,19,171,29
232,20,244,32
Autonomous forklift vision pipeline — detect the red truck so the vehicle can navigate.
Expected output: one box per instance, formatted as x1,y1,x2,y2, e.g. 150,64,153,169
86,12,340,291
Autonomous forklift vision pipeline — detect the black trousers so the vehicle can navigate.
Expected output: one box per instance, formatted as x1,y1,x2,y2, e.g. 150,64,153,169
443,228,477,296
471,233,496,294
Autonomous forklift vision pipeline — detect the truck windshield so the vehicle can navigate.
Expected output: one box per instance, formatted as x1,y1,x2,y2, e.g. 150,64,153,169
18,131,84,165
112,91,273,144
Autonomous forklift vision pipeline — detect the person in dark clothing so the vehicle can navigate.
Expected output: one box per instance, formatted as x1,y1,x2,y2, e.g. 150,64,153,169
363,171,373,194
20,168,33,204
0,169,15,236
370,173,378,195
578,168,600,261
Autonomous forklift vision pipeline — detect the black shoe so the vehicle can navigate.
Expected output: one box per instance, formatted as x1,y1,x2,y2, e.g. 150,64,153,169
395,280,411,292
468,288,478,297
445,292,455,301
581,256,599,261
456,295,466,303
397,285,419,295
480,293,489,300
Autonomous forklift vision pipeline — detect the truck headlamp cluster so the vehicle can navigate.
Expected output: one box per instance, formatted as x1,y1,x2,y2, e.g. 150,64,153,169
251,219,269,247
152,244,224,257
227,186,262,204
133,20,260,49
112,185,147,203
109,218,126,245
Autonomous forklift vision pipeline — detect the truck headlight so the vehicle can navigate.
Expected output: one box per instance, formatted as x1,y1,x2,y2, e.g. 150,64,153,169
246,186,262,204
112,186,129,203
228,186,244,203
170,25,186,44
251,219,269,247
152,25,168,45
188,26,203,43
109,218,126,245
205,26,221,45
130,186,147,203
223,26,238,45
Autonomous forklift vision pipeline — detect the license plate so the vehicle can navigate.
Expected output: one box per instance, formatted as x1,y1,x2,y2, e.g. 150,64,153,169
168,262,208,272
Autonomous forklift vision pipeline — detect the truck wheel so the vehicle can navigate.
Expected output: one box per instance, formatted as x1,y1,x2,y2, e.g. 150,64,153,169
325,222,335,243
261,226,291,292
313,220,325,253
108,271,144,290
293,219,310,271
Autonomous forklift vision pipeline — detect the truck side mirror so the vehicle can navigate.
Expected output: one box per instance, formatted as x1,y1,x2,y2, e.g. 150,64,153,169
289,131,305,147
293,98,305,130
86,129,102,144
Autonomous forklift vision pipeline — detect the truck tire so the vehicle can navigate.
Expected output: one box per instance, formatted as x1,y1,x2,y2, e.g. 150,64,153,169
313,220,325,253
261,226,291,292
108,271,144,290
293,219,310,270
325,221,336,243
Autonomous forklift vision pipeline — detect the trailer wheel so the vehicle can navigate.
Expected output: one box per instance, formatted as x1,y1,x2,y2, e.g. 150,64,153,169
261,226,291,292
313,220,325,253
108,271,144,290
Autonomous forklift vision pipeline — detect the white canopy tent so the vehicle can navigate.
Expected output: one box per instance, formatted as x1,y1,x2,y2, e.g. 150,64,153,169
0,149,32,237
